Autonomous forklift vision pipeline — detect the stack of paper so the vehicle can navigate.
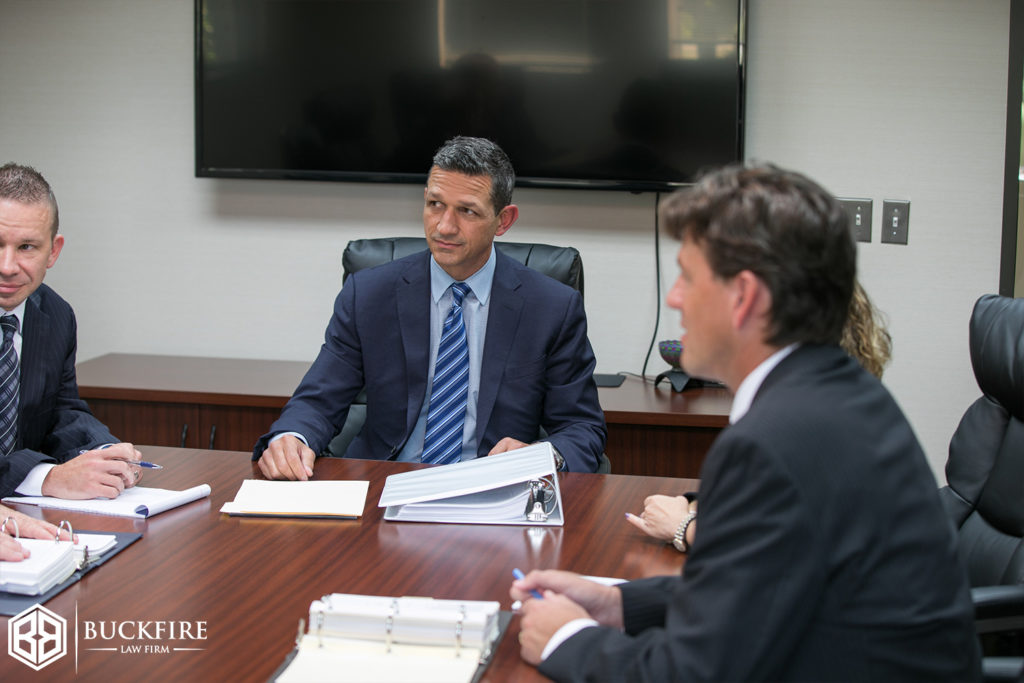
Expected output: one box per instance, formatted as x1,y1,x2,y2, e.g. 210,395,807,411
0,539,77,595
220,480,369,518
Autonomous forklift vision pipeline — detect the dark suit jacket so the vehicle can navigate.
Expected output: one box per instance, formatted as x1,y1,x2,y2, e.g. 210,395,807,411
254,249,606,472
0,284,118,497
542,344,980,681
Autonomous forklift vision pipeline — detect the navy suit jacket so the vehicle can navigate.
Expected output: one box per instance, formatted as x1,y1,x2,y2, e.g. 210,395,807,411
0,284,117,497
254,249,607,472
542,345,980,681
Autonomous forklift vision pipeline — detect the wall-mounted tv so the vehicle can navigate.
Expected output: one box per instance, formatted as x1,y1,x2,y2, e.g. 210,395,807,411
195,0,745,193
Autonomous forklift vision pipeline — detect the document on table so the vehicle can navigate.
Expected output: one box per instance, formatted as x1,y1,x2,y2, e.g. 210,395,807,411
220,480,369,518
3,485,211,519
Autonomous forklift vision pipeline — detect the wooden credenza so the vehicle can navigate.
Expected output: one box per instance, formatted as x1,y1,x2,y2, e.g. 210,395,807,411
75,354,308,452
76,354,731,476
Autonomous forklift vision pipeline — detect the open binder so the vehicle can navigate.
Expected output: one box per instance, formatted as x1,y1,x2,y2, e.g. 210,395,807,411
0,517,142,615
378,442,564,526
273,594,508,683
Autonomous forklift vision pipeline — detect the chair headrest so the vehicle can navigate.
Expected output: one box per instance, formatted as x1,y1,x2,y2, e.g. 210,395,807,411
342,237,584,295
970,294,1024,420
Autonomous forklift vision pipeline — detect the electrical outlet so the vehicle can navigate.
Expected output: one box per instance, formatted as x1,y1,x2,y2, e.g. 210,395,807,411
880,200,910,245
838,198,873,243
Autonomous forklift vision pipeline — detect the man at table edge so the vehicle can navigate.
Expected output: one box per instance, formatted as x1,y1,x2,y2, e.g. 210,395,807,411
254,136,606,477
0,162,144,503
512,163,979,681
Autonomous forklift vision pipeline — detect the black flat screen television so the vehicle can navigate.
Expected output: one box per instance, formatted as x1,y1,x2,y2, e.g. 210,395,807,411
195,0,745,193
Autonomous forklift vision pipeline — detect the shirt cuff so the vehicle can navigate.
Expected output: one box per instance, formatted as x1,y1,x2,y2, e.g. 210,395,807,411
15,463,56,496
270,432,309,447
540,618,599,661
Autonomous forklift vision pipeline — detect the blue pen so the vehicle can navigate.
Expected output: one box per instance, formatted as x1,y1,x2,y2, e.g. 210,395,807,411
131,461,163,469
116,459,163,469
513,568,544,600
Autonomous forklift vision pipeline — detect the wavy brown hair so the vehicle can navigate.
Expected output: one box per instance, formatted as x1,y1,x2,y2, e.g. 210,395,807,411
840,281,892,379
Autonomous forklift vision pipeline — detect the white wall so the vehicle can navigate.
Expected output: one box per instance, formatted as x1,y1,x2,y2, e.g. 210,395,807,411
0,0,1010,480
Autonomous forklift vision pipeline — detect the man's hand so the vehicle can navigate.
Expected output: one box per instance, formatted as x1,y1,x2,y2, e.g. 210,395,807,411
511,569,624,628
257,435,316,480
0,504,76,561
0,534,29,561
625,494,694,542
488,437,531,455
518,591,592,665
41,442,143,499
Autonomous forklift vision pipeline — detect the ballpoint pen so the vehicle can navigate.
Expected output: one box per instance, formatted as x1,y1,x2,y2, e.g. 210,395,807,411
117,459,163,469
513,568,544,600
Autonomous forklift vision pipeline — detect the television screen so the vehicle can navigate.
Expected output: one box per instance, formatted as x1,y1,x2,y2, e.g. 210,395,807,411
196,0,745,192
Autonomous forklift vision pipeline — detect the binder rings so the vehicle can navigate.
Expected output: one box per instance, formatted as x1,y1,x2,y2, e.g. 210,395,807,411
0,518,142,615
274,594,508,683
378,442,564,526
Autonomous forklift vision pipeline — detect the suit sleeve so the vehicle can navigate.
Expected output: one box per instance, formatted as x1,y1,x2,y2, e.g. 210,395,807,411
540,433,827,682
538,289,606,472
0,315,116,498
253,282,365,458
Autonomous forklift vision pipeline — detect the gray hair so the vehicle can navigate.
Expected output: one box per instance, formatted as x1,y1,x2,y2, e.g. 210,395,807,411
430,136,515,213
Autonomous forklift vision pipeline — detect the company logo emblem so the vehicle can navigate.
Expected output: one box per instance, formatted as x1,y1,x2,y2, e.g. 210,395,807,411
8,603,67,670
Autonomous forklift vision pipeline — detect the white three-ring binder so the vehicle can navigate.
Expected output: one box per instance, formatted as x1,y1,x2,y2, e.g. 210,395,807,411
378,442,564,526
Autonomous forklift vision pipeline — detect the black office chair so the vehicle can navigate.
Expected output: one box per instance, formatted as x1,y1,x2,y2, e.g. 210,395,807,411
324,237,610,473
938,294,1024,682
340,237,584,295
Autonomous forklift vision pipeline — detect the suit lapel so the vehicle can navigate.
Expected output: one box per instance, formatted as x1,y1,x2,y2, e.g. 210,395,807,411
475,253,523,444
397,254,431,433
18,291,49,449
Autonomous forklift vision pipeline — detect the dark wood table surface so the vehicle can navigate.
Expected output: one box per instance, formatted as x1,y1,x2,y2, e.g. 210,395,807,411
1,447,696,682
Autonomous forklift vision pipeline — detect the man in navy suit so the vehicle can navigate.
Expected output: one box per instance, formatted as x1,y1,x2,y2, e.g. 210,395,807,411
0,163,144,500
255,136,606,476
512,164,979,681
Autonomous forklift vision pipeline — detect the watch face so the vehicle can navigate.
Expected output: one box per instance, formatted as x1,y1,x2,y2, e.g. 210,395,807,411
672,537,687,552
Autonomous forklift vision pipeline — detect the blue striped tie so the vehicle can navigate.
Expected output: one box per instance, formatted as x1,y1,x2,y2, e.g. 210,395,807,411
0,315,20,456
422,282,471,465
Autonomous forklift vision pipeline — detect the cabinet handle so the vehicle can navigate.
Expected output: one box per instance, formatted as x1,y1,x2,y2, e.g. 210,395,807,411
180,423,189,448
208,425,217,450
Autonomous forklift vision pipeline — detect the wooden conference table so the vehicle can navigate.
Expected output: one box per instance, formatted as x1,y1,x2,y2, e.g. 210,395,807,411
0,446,696,682
76,353,732,478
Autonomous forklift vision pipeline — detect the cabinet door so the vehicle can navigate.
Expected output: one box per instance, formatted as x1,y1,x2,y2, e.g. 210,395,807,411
84,399,201,448
198,405,282,452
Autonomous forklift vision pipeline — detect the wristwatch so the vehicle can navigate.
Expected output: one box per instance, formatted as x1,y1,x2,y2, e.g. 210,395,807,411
551,446,566,472
672,510,698,553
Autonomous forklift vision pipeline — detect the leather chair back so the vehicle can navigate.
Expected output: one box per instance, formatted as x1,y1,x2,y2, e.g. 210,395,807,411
342,237,584,295
939,294,1024,586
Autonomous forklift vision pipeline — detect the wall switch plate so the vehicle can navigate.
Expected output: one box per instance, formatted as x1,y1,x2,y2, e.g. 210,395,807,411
838,198,873,242
881,199,910,245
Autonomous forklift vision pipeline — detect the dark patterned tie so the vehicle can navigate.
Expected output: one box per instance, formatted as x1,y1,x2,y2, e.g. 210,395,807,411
0,315,20,456
422,282,471,465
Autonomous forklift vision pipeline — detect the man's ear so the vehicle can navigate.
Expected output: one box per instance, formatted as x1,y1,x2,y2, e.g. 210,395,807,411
730,270,770,332
47,234,65,269
495,204,518,236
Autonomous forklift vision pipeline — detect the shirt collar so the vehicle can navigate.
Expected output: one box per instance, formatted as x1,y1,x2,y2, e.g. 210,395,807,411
430,245,496,305
729,343,799,424
1,300,27,329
